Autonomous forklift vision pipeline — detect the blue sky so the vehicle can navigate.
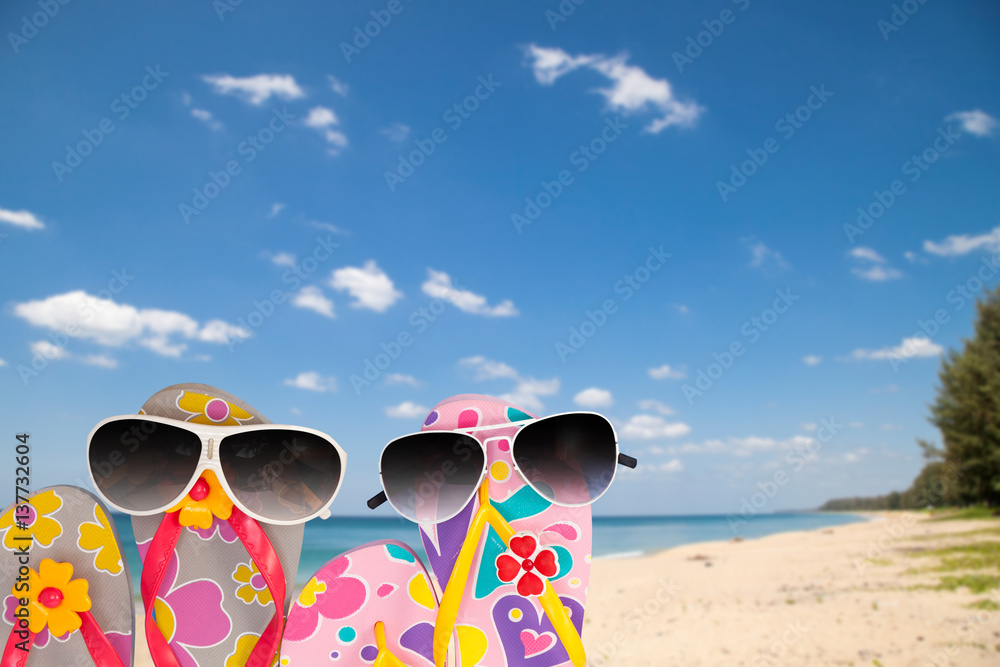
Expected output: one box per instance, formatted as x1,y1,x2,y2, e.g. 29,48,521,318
2,0,999,517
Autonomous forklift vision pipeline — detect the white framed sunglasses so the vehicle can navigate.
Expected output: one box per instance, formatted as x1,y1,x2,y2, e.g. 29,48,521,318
87,414,347,525
367,411,637,524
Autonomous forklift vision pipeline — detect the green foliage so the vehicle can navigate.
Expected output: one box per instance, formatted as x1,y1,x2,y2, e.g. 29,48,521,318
822,288,1000,510
929,287,1000,506
967,599,1000,611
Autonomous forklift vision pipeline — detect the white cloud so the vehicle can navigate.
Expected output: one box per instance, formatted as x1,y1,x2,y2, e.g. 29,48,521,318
190,108,222,131
903,250,928,265
202,73,305,105
523,45,702,133
870,384,899,395
384,373,421,387
802,355,823,366
421,270,517,317
0,358,7,367
268,203,285,218
847,246,902,281
304,106,348,153
268,251,297,267
310,221,347,235
30,340,69,360
744,239,789,271
28,340,117,369
573,387,613,408
458,356,519,381
635,459,684,474
946,109,998,137
381,123,411,142
648,364,685,380
12,291,249,356
621,414,691,440
852,265,903,281
329,261,402,312
502,378,560,413
0,208,44,230
669,434,814,458
801,422,818,432
140,336,187,358
924,226,1000,257
850,336,943,362
291,285,335,318
327,75,348,96
848,247,885,263
458,356,559,412
284,371,337,392
385,401,429,419
80,354,118,369
305,106,338,127
637,399,673,415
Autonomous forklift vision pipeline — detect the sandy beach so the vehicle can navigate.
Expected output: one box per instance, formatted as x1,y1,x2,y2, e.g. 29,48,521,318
132,513,1000,666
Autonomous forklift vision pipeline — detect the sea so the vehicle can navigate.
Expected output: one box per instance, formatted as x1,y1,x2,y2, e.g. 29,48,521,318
111,511,866,595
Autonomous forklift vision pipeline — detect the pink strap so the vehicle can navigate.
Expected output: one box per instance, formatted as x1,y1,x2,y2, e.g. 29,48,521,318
141,509,286,667
1,624,32,667
1,612,124,667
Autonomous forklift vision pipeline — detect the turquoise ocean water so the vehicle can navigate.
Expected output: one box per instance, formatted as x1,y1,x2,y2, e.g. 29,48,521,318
111,512,865,595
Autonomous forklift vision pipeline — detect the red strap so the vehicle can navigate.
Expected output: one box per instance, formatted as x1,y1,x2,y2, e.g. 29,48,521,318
1,612,122,667
141,509,286,667
1,624,33,667
141,512,184,667
78,611,126,667
228,507,286,667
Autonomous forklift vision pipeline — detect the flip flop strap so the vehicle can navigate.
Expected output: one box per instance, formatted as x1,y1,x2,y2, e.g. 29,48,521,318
227,507,286,667
0,625,33,667
141,510,287,667
79,611,127,667
1,612,124,667
141,512,184,667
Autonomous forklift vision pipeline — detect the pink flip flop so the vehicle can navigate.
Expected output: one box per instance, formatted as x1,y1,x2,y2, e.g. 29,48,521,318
413,395,598,667
280,540,442,666
0,485,134,667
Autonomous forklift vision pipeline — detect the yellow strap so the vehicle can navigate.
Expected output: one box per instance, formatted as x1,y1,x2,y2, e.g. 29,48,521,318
433,481,586,667
373,621,408,667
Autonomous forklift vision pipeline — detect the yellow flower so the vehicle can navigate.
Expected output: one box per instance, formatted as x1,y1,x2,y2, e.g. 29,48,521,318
0,489,62,551
166,470,233,530
177,391,253,426
225,633,281,667
232,561,273,606
296,577,327,607
77,504,123,575
17,558,92,637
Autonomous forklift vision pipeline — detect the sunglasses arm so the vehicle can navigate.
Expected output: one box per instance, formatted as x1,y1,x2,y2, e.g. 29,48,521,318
432,481,586,667
618,453,638,468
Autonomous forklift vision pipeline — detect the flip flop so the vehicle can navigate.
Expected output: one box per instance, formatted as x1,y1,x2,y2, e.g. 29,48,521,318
0,485,134,666
129,384,304,667
416,395,591,667
280,540,442,666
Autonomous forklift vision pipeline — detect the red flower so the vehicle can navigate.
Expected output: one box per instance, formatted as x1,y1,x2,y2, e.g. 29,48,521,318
495,533,559,597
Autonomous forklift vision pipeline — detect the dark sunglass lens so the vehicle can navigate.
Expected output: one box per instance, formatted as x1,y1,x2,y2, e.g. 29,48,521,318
513,413,617,505
381,432,484,523
219,429,342,522
89,419,202,512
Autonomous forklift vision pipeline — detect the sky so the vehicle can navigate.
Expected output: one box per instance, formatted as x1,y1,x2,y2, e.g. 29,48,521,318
1,0,999,518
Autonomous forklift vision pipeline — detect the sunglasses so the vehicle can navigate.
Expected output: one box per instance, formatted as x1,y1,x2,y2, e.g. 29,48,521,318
87,415,347,525
367,411,637,524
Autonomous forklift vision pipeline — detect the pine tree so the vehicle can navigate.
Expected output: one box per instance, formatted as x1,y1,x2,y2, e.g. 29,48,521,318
928,287,1000,505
